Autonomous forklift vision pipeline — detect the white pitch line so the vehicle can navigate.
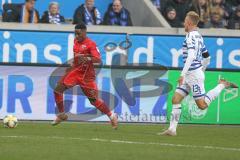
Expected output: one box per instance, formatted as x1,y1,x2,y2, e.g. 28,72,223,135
1,135,240,152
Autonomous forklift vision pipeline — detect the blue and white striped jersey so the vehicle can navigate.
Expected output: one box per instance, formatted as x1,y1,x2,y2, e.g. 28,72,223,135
182,30,208,71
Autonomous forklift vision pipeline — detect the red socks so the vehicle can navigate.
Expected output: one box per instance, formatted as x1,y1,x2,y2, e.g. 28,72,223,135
92,99,112,117
54,91,112,117
54,91,64,113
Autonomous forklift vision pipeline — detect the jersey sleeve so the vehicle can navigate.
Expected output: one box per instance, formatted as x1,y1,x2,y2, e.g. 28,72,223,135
89,42,101,63
186,33,196,50
201,44,208,53
73,39,79,53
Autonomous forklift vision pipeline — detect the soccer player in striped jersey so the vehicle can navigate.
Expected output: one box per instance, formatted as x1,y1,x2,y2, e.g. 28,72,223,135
160,11,238,136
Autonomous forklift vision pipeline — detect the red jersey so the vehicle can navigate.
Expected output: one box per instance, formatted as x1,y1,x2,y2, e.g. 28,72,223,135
73,37,101,80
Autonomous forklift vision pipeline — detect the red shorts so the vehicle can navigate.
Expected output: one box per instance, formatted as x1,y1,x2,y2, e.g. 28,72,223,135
58,68,98,99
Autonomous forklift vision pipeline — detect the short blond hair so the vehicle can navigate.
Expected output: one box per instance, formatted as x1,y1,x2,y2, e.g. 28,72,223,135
186,11,200,25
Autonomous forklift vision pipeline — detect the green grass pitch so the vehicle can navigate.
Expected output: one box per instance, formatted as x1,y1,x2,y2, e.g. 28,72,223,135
0,122,240,160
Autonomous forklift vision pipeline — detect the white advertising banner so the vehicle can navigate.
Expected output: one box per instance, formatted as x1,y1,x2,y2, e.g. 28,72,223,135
0,65,168,123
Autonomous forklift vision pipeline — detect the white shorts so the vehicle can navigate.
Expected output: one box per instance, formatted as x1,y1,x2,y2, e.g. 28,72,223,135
176,68,206,100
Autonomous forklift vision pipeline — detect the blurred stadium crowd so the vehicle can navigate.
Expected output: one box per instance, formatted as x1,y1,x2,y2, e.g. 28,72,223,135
1,0,132,26
152,0,240,29
1,0,240,29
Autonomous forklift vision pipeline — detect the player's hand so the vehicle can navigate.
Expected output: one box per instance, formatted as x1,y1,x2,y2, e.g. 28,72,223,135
178,76,184,85
94,9,98,17
202,66,206,72
77,55,89,64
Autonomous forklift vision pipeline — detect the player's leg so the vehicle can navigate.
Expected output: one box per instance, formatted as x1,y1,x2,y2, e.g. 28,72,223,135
81,82,118,129
190,73,208,110
52,82,70,125
169,92,185,133
191,69,238,109
54,83,69,113
52,69,77,125
196,79,238,109
88,97,118,129
159,84,189,136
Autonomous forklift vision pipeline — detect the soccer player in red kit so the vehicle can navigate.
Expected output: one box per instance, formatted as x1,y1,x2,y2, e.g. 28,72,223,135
52,23,118,129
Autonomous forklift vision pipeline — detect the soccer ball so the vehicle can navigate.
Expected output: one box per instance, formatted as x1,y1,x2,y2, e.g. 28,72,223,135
3,115,18,128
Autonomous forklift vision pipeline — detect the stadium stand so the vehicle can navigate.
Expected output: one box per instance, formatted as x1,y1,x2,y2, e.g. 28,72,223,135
1,0,239,29
152,0,240,29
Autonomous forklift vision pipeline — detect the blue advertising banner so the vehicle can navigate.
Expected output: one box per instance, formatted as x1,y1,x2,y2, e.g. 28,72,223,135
128,34,240,69
0,30,127,64
0,30,239,69
0,0,112,18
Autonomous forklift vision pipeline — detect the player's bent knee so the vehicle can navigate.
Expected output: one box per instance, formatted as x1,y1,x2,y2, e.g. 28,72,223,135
89,98,97,105
172,92,185,104
89,98,103,107
54,87,61,95
197,105,207,110
54,83,67,94
172,96,181,104
195,99,208,110
197,103,208,110
172,98,177,104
